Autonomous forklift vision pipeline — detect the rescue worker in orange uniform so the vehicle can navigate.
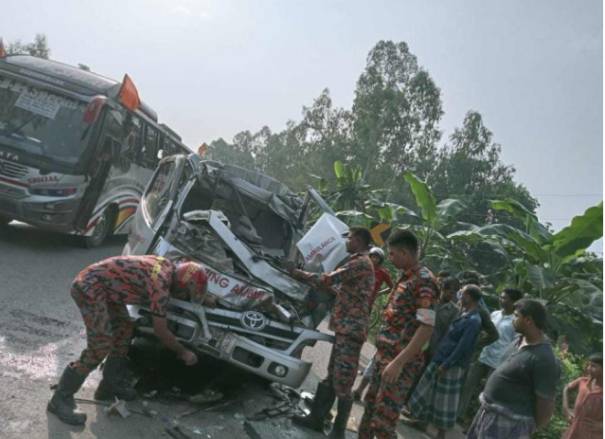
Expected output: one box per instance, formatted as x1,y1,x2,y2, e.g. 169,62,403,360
358,229,438,439
47,255,216,425
290,227,375,438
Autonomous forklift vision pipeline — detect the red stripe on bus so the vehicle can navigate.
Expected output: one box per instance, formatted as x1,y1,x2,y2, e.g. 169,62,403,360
91,196,140,217
84,217,99,233
0,176,29,188
85,200,140,233
119,198,140,206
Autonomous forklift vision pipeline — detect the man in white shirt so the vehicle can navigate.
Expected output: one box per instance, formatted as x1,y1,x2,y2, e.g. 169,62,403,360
457,287,524,424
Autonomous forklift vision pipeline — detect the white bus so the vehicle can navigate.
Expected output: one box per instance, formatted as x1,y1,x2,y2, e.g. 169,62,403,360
0,54,189,246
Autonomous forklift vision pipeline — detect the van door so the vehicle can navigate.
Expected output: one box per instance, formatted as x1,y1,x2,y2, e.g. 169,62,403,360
123,155,185,255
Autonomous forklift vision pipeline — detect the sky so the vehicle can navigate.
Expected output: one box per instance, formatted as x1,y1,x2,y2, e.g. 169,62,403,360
2,0,603,250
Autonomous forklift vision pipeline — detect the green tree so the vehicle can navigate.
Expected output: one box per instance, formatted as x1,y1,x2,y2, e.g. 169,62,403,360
5,33,50,59
208,130,261,170
261,121,309,189
208,88,353,192
206,41,539,246
429,111,538,226
351,40,443,188
296,89,353,186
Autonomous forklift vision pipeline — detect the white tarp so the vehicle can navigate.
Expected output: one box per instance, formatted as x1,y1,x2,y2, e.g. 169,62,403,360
296,213,349,273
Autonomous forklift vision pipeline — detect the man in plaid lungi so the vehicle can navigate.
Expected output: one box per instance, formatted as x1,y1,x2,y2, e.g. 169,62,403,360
466,299,560,439
408,285,483,439
467,394,536,439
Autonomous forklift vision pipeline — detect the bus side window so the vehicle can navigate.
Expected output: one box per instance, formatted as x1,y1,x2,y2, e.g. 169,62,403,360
159,136,177,158
160,136,170,158
123,115,142,160
140,124,159,168
156,134,167,160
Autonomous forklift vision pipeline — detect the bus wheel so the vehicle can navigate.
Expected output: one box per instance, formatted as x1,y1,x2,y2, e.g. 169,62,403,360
82,208,115,248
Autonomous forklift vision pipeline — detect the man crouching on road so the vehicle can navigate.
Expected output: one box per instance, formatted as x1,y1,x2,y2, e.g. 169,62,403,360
358,229,438,439
47,255,217,426
289,227,375,439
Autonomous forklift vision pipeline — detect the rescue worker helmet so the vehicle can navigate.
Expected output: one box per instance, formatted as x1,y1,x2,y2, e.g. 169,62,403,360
369,247,385,262
173,261,208,302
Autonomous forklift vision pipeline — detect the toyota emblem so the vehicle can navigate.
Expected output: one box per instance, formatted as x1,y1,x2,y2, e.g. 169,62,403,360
240,311,267,331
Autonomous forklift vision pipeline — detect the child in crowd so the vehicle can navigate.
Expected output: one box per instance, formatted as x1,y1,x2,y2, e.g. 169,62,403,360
366,247,393,310
562,353,602,439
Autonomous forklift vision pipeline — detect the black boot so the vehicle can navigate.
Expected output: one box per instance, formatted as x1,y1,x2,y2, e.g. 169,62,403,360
47,366,87,426
293,381,336,432
328,398,353,438
94,356,137,401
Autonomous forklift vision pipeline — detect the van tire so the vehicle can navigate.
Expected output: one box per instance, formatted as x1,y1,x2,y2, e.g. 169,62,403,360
82,207,116,248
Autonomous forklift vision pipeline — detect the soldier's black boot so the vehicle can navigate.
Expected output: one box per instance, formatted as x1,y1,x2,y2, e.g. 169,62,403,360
292,381,336,432
47,366,87,426
94,356,137,401
328,398,353,438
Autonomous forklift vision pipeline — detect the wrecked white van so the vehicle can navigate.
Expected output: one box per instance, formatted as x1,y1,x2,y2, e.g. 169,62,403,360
123,153,348,388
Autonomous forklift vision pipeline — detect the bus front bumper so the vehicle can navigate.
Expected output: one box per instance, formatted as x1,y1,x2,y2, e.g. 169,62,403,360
0,191,80,232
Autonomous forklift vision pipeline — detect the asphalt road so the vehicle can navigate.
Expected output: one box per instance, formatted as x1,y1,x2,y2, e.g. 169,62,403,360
0,222,440,439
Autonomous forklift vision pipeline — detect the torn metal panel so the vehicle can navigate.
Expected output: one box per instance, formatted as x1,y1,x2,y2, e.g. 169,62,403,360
155,237,275,310
197,160,303,224
206,211,309,303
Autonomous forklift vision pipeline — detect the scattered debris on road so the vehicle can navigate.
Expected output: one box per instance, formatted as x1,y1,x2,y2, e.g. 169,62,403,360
105,398,131,418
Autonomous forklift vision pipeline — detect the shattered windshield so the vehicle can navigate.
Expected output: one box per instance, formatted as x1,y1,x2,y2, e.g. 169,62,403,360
0,76,90,166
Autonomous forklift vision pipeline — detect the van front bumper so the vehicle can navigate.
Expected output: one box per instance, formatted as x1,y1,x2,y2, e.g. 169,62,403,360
128,301,334,389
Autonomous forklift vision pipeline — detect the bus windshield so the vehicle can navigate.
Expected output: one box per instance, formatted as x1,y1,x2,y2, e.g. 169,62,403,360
0,77,91,167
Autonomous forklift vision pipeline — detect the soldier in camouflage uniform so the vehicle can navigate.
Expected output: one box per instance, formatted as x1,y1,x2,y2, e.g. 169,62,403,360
358,229,438,439
291,227,375,439
47,255,216,426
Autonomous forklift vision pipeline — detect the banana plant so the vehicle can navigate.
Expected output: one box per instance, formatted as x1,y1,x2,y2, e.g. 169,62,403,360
448,199,603,353
402,171,467,257
331,162,418,227
330,160,371,211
